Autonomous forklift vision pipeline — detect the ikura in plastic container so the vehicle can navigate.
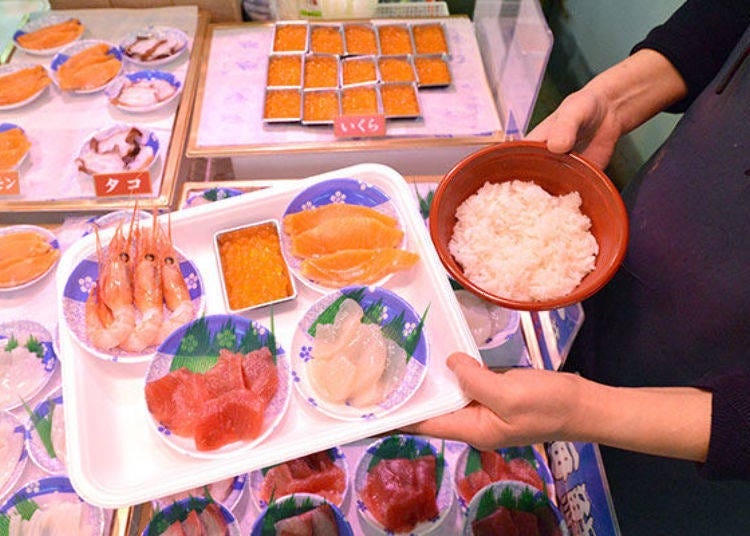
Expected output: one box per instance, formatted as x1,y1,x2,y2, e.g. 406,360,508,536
376,24,413,55
341,85,380,115
272,22,308,53
414,54,452,88
214,220,297,313
303,54,339,89
343,23,379,56
263,88,302,122
309,24,344,55
380,82,421,119
411,23,449,55
266,54,303,87
302,89,341,124
377,56,416,83
341,56,378,86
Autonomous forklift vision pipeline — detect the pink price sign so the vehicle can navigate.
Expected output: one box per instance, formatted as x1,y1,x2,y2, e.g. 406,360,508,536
93,170,153,197
334,114,387,139
0,171,20,196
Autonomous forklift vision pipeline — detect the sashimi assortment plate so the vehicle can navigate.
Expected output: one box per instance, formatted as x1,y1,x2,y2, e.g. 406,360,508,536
56,163,478,508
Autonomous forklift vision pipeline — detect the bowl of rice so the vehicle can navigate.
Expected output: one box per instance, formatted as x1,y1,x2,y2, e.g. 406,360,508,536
430,141,628,311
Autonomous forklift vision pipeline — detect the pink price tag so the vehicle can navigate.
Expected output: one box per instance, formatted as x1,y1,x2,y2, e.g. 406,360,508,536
334,114,387,139
93,170,153,197
0,171,20,196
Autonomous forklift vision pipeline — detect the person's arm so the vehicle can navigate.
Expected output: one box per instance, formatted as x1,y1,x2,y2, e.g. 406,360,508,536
405,352,710,462
526,49,688,168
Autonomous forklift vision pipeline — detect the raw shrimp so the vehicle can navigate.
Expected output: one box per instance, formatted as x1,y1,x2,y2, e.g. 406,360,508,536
85,224,136,350
156,215,195,342
121,210,163,352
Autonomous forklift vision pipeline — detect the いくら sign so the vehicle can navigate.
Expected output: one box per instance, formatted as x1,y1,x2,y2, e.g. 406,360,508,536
93,170,152,197
334,114,387,139
0,171,20,196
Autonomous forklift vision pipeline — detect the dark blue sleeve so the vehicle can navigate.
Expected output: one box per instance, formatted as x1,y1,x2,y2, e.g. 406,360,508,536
631,0,750,112
695,371,750,480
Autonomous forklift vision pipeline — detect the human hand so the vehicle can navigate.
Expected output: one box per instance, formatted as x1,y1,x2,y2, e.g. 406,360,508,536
525,87,623,169
403,352,582,451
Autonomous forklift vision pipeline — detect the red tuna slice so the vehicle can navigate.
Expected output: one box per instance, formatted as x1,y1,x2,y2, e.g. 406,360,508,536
273,504,338,536
145,368,211,436
480,450,511,482
362,456,439,533
241,347,279,407
456,469,492,503
199,502,230,536
471,506,519,536
506,458,545,493
194,389,263,451
511,509,542,536
180,510,205,536
204,349,246,398
162,522,186,536
260,452,346,504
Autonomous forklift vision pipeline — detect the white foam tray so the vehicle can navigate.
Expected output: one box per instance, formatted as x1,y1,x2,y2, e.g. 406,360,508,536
56,164,479,508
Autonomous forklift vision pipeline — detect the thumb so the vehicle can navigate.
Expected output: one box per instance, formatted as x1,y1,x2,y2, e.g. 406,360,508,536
447,352,501,408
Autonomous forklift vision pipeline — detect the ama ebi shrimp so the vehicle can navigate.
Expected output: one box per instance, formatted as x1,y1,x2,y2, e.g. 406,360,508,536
157,215,195,342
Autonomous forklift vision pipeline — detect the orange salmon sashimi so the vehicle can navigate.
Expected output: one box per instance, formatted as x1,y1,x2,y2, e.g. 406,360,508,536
16,18,84,50
57,43,122,91
290,216,404,258
301,248,420,287
0,65,51,106
284,203,399,236
0,231,59,288
260,451,346,505
0,128,31,169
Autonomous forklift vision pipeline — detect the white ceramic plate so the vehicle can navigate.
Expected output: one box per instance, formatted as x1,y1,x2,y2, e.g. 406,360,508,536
0,63,51,110
119,26,189,67
75,124,160,177
0,226,60,292
25,387,66,476
0,412,27,501
13,14,84,56
250,493,353,536
0,123,31,170
105,70,183,114
50,39,123,94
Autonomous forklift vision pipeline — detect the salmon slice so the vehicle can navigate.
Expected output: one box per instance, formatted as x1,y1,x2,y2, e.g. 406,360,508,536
180,510,205,536
291,216,403,258
283,203,398,236
193,389,263,451
480,450,509,481
16,19,84,50
456,469,492,503
0,128,31,169
57,43,121,91
0,65,51,105
300,248,419,287
0,231,59,288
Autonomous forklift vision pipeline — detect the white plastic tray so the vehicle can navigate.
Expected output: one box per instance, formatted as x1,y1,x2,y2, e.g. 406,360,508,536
56,164,479,508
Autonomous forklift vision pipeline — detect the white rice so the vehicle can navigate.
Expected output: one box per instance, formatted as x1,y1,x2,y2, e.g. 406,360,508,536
448,180,599,302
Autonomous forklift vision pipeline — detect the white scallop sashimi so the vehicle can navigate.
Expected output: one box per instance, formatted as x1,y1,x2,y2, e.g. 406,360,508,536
51,404,66,466
312,299,363,359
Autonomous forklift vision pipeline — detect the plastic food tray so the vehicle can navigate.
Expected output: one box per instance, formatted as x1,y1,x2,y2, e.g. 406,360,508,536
55,164,478,508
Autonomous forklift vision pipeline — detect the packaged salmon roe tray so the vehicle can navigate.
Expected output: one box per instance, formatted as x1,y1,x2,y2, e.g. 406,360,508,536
55,164,478,508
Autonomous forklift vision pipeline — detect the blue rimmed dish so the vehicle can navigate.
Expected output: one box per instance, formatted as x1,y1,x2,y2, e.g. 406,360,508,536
291,285,429,421
0,320,57,411
142,496,240,536
0,476,105,535
75,124,160,176
354,434,454,535
61,241,204,363
0,64,51,110
105,70,183,113
82,209,153,237
25,387,66,476
145,314,291,459
250,493,353,536
0,225,60,292
184,187,245,209
13,15,84,56
0,411,28,501
153,473,248,513
50,39,123,94
120,26,189,67
0,123,31,170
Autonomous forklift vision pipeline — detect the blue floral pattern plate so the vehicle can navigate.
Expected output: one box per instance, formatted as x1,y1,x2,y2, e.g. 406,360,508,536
119,26,189,68
291,286,429,421
280,178,404,293
0,123,30,169
0,226,60,292
12,14,84,56
50,39,123,94
25,387,66,476
61,243,204,363
250,493,354,536
145,315,291,459
142,496,240,536
153,473,248,514
0,63,51,110
184,187,245,209
354,434,453,536
105,70,183,113
0,411,27,502
0,476,105,535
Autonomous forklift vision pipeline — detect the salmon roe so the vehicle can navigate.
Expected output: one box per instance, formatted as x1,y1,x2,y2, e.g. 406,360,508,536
381,83,420,117
377,25,413,55
264,89,301,119
412,24,448,54
378,57,415,83
303,90,340,122
342,58,377,85
414,56,451,86
344,24,378,55
217,222,294,310
310,25,344,55
273,24,308,52
267,55,302,86
342,86,379,115
304,55,339,89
